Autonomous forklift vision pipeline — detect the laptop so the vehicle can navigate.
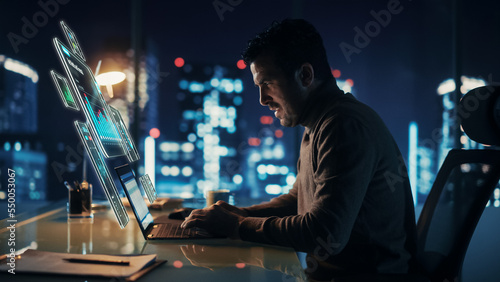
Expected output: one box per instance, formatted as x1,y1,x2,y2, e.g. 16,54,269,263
115,164,216,240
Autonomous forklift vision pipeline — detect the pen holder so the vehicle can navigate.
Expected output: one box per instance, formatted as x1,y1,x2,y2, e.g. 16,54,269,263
67,182,93,219
81,183,92,217
68,187,82,215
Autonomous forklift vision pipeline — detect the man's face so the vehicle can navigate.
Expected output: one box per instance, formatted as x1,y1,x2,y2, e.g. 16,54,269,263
250,55,307,127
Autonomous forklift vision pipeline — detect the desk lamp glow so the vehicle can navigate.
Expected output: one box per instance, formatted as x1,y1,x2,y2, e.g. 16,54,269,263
95,59,126,98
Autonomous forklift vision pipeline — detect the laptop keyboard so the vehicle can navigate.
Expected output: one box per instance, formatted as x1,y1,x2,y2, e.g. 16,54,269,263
149,223,207,239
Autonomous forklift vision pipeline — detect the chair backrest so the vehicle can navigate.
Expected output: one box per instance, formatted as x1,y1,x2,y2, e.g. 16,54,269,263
416,149,500,281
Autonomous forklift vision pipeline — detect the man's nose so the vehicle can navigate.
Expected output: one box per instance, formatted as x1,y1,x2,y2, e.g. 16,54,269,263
259,89,271,106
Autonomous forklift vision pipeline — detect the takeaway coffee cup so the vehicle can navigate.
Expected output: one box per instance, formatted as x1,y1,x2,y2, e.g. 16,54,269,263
206,189,231,207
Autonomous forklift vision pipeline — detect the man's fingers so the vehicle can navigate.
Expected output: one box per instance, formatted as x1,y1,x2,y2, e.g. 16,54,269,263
189,208,203,215
214,201,247,217
215,200,229,207
180,219,189,229
182,211,203,228
181,218,200,229
182,210,212,229
215,201,238,212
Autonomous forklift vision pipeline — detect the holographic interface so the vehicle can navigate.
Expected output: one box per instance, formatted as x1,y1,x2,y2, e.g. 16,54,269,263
109,106,140,163
74,121,129,228
60,20,85,61
139,174,157,204
53,38,125,158
50,70,79,111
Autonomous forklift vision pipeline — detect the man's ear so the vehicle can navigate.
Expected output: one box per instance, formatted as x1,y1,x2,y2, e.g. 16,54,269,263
298,63,314,87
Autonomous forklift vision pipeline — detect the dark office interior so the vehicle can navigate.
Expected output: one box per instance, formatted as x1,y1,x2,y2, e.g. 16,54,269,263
1,0,500,281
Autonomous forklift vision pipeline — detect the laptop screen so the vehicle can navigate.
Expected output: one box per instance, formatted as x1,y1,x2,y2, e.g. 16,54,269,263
115,164,153,231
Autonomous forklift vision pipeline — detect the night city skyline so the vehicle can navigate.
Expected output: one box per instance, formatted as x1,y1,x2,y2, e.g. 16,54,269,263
1,0,500,199
1,1,500,280
1,0,499,149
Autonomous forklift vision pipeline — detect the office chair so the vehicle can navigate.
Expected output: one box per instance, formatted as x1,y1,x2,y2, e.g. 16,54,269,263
416,85,500,282
416,149,500,281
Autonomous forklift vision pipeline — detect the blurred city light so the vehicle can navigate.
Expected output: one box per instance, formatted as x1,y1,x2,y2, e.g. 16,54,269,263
248,138,261,146
236,59,246,70
4,57,38,83
179,79,188,89
174,57,185,68
437,76,486,95
260,116,273,125
149,128,160,139
332,69,341,78
182,166,193,177
233,174,243,185
14,141,22,151
265,184,282,195
275,129,283,138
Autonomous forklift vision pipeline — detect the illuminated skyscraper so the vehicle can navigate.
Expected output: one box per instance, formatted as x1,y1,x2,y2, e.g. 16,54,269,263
0,55,47,205
0,55,38,133
437,76,487,165
245,117,296,199
154,63,244,198
408,76,489,205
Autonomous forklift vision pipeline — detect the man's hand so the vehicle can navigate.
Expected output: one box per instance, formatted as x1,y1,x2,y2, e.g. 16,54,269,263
214,200,248,217
180,201,246,238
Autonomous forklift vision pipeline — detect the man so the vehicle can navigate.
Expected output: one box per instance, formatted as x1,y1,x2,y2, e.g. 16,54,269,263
182,19,417,278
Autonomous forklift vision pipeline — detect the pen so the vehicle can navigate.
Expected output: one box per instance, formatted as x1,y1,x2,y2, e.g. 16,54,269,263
74,181,81,191
63,181,73,190
0,254,21,261
63,258,130,266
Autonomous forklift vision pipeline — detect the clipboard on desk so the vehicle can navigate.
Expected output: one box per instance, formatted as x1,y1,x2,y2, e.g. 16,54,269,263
0,249,166,281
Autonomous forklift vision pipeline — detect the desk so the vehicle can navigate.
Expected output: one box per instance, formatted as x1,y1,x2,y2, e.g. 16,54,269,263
0,202,306,281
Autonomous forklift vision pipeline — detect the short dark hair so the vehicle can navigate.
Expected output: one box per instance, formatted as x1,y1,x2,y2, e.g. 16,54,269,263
242,19,334,81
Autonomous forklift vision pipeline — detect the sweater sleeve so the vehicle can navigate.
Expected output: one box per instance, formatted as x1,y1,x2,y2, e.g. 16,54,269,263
239,115,378,255
241,180,298,217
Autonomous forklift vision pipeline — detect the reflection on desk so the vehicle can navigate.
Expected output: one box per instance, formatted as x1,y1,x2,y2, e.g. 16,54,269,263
0,201,306,281
157,242,305,280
